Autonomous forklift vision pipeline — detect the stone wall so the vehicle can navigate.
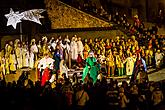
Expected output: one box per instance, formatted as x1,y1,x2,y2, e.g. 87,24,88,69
44,0,111,29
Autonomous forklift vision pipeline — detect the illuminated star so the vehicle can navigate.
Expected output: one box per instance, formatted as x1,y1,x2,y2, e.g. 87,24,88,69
21,9,46,25
4,8,23,29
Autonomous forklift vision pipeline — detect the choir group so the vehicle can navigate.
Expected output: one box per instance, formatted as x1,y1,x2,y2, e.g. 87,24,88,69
0,33,164,83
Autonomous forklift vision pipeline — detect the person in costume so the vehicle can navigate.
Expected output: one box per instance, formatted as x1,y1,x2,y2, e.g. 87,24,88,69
155,49,164,69
9,50,17,74
116,54,124,76
15,43,22,69
29,49,34,69
82,51,100,84
63,40,70,68
30,39,38,62
105,39,112,53
76,52,84,68
0,50,6,76
5,41,13,57
130,53,147,83
5,54,10,74
37,40,42,57
77,37,84,59
106,51,115,77
70,37,78,66
123,53,136,76
83,40,90,60
59,59,69,79
53,49,61,81
22,43,29,68
38,52,55,86
64,35,70,44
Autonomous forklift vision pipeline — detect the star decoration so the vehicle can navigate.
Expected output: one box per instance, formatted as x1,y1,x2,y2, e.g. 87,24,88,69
22,9,46,25
4,8,23,29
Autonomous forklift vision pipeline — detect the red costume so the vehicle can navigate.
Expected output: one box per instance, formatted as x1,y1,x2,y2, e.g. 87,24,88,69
41,67,51,86
77,54,83,68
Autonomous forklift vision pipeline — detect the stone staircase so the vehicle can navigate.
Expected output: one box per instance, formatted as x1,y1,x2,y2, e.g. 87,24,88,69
44,0,112,29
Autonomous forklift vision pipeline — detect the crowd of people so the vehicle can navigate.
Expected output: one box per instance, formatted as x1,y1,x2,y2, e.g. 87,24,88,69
0,28,164,109
0,28,164,79
0,73,164,110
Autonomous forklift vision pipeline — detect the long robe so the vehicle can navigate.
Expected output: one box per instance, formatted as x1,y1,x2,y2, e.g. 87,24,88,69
41,67,50,86
130,58,147,83
30,44,38,61
53,52,61,71
9,54,17,71
15,47,23,69
22,48,29,67
124,57,136,76
29,52,34,69
155,52,163,67
38,57,55,86
5,57,10,74
82,57,100,84
70,41,78,60
77,40,84,58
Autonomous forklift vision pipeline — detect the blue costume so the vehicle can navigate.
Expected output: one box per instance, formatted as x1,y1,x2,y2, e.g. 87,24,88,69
130,57,147,83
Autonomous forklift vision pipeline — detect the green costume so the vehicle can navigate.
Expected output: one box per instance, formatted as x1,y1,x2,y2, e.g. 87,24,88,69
82,57,100,84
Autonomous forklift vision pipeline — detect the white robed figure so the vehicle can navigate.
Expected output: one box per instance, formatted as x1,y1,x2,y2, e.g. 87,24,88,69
70,37,78,60
29,51,34,69
22,45,29,67
155,50,164,68
77,37,84,59
30,39,38,61
38,53,55,86
63,40,70,66
124,54,136,76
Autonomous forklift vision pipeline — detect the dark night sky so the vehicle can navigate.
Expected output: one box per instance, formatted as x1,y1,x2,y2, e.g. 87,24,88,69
0,0,50,35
